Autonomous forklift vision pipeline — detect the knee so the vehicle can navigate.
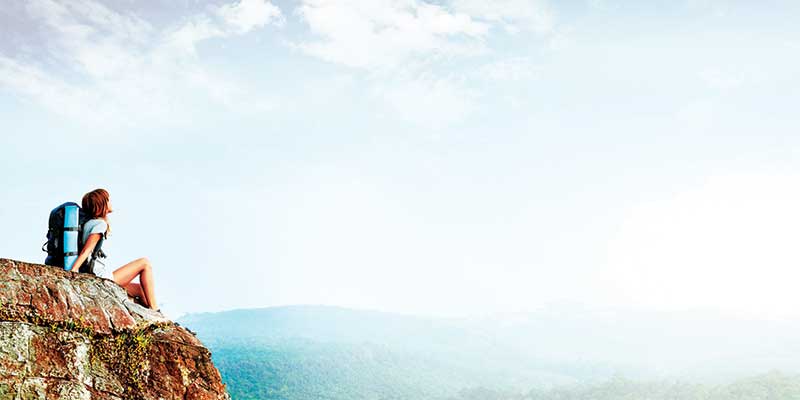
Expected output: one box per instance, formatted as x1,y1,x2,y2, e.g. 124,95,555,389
138,257,152,270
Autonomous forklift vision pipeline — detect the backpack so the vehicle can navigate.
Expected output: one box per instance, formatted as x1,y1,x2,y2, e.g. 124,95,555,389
43,202,106,274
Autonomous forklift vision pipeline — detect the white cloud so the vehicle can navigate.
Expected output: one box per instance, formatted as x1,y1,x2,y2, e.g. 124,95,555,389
290,0,559,127
0,57,114,125
162,0,285,54
0,0,282,129
163,18,226,55
292,0,499,127
217,0,285,34
294,0,489,69
449,0,555,34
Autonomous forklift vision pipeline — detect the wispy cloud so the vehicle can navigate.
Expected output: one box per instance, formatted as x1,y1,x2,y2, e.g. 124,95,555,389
169,0,284,54
294,0,489,69
449,0,555,34
292,0,555,127
217,0,285,34
0,0,283,129
1,0,558,129
293,0,557,69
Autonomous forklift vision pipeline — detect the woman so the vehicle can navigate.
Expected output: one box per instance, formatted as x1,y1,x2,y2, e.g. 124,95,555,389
72,188,159,311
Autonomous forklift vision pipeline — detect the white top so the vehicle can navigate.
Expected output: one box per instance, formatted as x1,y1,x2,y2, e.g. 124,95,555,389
82,218,113,280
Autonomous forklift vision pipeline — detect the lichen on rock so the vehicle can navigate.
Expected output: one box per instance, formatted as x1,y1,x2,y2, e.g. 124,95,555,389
0,258,229,400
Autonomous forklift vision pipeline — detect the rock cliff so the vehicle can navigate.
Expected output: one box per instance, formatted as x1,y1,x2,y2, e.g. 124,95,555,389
0,258,229,400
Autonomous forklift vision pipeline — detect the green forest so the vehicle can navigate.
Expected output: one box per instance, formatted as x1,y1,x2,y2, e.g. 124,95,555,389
211,340,800,400
210,338,490,400
180,306,800,400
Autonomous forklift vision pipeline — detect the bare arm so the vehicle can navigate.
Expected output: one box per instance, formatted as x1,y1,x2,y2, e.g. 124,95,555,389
70,233,101,272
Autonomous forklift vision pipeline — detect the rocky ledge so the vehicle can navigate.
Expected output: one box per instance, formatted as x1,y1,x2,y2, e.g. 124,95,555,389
0,258,229,400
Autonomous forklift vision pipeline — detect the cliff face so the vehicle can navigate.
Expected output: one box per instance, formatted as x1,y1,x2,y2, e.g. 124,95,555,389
0,258,229,400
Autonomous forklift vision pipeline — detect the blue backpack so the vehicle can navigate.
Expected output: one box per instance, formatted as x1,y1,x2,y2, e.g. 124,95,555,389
43,202,106,274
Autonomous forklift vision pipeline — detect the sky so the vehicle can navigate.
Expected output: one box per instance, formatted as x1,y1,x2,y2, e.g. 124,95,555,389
1,0,799,319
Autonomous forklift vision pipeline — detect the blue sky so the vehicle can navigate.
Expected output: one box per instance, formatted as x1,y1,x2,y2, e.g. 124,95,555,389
2,0,799,319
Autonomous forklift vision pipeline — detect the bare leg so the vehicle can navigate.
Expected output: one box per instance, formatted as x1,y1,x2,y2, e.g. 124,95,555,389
113,257,158,310
125,283,147,306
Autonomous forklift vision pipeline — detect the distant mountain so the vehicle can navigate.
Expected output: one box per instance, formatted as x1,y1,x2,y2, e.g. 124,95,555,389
178,305,607,399
179,305,800,400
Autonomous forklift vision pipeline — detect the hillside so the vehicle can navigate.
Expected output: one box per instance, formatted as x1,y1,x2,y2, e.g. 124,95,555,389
180,305,800,400
179,306,609,399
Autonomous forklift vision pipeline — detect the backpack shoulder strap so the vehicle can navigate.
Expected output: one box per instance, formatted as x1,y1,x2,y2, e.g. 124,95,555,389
92,236,106,260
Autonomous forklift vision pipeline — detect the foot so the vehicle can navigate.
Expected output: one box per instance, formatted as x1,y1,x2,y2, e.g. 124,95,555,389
174,322,197,336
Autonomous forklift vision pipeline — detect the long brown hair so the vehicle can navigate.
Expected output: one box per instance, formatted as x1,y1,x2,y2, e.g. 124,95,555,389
82,188,112,235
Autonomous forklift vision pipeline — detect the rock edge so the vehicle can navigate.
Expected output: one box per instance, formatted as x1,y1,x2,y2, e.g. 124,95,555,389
0,258,230,400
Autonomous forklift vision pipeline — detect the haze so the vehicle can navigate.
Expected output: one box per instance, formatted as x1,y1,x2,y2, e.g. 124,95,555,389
1,0,799,321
